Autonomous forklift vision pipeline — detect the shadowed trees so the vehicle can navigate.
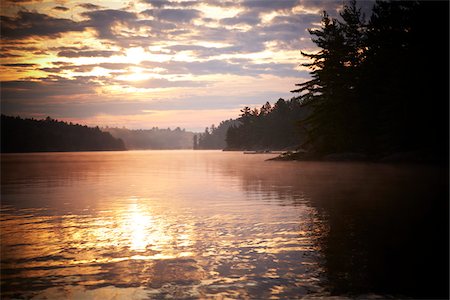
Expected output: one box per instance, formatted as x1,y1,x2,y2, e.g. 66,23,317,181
225,99,309,150
195,119,238,149
224,0,448,160
292,0,448,160
1,115,126,152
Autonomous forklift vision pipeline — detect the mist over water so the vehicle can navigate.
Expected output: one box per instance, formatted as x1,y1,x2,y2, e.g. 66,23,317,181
1,151,448,299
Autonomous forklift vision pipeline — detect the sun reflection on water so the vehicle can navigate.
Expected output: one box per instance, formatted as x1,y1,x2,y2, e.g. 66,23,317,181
1,151,331,299
125,202,154,252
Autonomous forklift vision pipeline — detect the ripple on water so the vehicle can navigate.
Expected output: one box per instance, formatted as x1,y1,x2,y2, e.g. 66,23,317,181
1,202,326,299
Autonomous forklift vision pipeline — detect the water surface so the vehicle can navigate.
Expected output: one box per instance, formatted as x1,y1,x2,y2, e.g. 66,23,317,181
1,151,448,299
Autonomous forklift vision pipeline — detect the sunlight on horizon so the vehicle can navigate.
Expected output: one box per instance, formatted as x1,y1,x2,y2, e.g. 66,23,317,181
0,0,326,130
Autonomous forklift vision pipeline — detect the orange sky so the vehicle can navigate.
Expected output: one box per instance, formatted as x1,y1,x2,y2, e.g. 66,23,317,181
0,0,357,131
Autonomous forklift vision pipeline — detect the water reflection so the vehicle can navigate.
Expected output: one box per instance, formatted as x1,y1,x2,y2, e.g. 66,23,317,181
1,151,448,299
218,160,449,298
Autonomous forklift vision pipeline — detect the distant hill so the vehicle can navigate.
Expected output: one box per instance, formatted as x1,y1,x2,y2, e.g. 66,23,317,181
1,115,126,153
104,127,194,149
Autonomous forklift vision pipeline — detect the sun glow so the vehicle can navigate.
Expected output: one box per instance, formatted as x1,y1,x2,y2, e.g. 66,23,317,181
123,47,151,64
116,67,153,81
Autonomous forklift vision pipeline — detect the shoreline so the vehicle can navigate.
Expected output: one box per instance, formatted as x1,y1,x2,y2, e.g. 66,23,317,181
267,150,448,165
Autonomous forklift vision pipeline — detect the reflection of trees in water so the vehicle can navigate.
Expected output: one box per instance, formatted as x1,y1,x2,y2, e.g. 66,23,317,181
221,161,449,298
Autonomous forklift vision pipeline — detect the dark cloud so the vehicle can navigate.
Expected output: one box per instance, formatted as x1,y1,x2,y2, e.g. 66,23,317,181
141,8,201,23
192,10,319,54
140,0,199,8
1,77,99,105
142,0,171,8
221,11,260,26
171,1,198,8
57,50,119,58
2,63,38,67
52,6,69,12
0,11,85,39
241,0,299,11
77,3,102,10
272,14,317,25
39,67,65,73
0,52,22,58
81,9,137,39
137,18,177,30
202,0,237,8
52,61,72,66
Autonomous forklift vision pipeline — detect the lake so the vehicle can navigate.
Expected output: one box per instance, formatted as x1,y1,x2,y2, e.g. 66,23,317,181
1,150,448,299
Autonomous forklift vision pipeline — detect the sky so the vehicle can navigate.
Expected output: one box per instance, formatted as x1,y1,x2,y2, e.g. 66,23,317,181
0,0,363,131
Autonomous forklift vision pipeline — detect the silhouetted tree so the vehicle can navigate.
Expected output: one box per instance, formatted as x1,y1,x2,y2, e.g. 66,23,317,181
196,119,238,149
1,115,126,152
225,98,309,150
291,0,448,160
193,134,198,149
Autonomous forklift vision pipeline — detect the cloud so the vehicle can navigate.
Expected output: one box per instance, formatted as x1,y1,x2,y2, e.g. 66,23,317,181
2,63,38,67
241,0,299,11
1,77,99,101
0,52,22,58
0,11,85,39
81,9,137,39
202,0,238,8
141,8,201,23
0,0,331,130
123,78,207,89
77,3,102,10
220,11,260,26
138,59,303,78
98,63,135,70
166,44,246,58
141,0,172,8
297,0,342,13
52,6,69,12
37,62,137,75
57,50,119,58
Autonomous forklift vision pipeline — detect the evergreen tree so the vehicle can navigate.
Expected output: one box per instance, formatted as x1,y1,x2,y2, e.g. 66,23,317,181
292,10,353,153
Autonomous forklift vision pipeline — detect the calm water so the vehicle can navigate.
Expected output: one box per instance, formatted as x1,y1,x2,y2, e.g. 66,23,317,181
1,151,448,299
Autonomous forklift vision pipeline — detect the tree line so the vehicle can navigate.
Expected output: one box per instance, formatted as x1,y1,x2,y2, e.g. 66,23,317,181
199,0,448,162
194,119,238,149
105,127,194,149
226,99,309,150
293,0,448,159
1,115,126,152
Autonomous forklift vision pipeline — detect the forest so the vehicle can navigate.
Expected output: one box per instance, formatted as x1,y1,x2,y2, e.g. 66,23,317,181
105,127,194,149
194,119,238,149
1,115,125,152
225,100,309,150
203,0,448,162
